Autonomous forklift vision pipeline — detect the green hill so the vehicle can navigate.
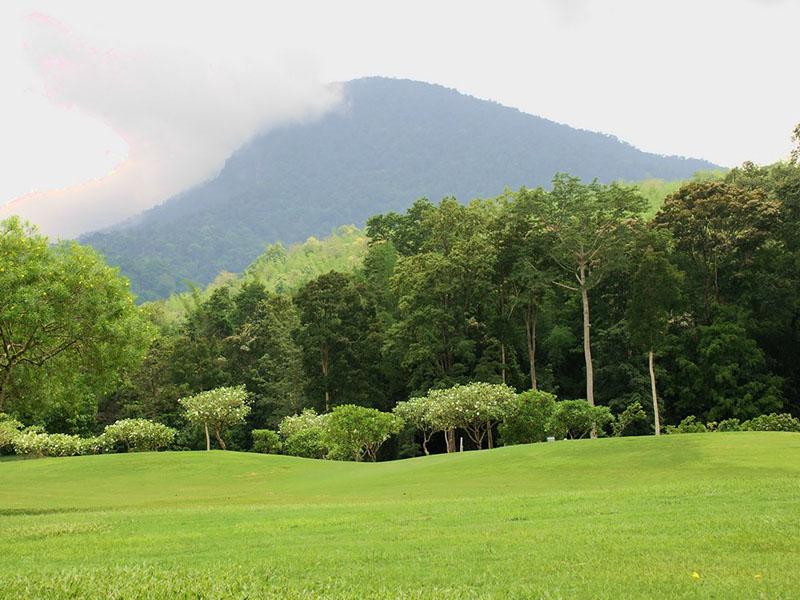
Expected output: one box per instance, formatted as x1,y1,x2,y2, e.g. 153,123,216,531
81,77,720,301
1,433,797,598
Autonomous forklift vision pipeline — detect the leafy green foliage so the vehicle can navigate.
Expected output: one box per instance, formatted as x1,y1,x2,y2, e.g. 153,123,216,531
612,402,648,437
498,390,558,445
0,217,154,434
179,386,251,450
102,418,175,452
550,400,614,439
251,429,282,454
741,413,800,433
323,404,403,461
278,409,329,459
666,416,708,434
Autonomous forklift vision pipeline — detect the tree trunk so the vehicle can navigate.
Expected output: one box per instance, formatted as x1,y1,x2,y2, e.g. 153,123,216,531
443,430,451,453
320,343,330,412
524,305,538,391
487,422,494,449
0,366,13,412
422,431,431,455
649,349,661,436
500,342,507,385
204,423,211,451
579,268,596,439
214,427,226,450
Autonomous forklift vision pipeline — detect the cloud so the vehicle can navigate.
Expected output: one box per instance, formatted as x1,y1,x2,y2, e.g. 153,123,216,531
0,13,340,238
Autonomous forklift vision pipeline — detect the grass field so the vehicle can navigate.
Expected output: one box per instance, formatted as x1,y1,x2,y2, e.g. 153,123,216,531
1,432,798,599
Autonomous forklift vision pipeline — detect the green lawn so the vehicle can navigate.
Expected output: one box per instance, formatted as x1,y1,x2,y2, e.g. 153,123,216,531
1,433,798,599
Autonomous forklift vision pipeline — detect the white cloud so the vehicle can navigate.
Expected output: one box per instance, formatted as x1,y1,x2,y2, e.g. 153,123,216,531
0,9,340,238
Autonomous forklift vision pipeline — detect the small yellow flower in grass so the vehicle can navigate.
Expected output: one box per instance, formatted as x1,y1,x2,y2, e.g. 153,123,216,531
754,574,763,581
691,571,701,580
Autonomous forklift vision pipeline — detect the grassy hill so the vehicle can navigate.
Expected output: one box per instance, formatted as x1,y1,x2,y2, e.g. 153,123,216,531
1,433,797,598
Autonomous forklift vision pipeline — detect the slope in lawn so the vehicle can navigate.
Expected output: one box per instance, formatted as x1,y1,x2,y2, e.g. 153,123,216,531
1,433,797,598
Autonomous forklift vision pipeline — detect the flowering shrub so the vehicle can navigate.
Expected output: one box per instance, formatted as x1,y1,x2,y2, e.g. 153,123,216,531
0,414,23,451
179,386,251,450
741,413,800,432
103,419,176,452
716,418,742,432
665,415,708,434
279,409,329,459
323,404,403,462
12,430,101,457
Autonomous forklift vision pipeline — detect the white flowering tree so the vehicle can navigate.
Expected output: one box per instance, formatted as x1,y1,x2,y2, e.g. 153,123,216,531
419,382,516,452
180,385,251,450
393,397,437,455
323,404,403,462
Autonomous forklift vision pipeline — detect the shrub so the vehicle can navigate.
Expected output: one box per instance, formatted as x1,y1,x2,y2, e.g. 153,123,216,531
716,418,742,432
666,415,708,434
13,430,90,457
741,413,800,433
103,419,176,452
0,414,23,451
252,429,282,454
324,404,403,461
551,400,614,439
279,409,328,459
498,390,557,445
612,402,648,437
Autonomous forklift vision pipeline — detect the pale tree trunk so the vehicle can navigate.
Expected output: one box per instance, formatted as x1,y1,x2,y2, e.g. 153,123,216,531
524,305,538,391
579,264,596,438
500,343,507,385
649,349,661,436
320,344,331,412
204,423,211,451
422,431,432,455
214,427,226,450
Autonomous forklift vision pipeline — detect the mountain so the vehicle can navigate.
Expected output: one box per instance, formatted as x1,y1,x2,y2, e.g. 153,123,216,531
81,77,719,301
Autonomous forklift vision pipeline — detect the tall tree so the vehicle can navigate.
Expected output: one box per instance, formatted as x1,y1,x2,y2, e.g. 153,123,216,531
0,217,153,433
626,237,683,435
539,176,647,432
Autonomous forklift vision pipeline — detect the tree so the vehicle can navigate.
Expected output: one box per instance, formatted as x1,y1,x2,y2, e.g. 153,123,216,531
295,272,382,411
653,181,781,322
539,176,647,434
0,217,154,433
180,386,251,450
393,396,436,455
498,390,557,445
323,404,403,462
791,122,800,164
626,239,683,435
550,400,613,439
493,189,554,390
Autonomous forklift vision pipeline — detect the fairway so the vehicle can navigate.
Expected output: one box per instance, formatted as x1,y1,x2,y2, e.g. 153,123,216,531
1,433,799,599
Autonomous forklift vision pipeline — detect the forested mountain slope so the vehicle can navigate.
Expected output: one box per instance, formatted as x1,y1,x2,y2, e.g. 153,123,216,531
82,77,718,301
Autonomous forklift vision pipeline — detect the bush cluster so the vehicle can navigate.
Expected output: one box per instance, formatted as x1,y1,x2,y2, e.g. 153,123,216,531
667,413,800,434
2,417,175,458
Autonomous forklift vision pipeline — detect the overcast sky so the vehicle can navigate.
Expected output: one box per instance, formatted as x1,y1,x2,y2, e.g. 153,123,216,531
1,0,798,237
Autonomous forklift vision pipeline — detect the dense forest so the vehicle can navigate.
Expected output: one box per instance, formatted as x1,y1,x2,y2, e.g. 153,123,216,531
3,149,798,458
81,77,718,301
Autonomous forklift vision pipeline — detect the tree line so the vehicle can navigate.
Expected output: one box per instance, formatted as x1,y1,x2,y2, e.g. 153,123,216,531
1,149,799,458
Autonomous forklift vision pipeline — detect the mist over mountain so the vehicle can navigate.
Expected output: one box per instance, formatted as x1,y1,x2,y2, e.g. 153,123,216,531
82,77,718,301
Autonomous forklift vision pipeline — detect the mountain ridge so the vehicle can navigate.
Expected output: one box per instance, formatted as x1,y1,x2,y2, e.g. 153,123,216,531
82,77,720,301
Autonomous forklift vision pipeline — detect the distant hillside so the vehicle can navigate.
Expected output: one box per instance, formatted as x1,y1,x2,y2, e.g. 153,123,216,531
82,77,719,301
152,226,368,324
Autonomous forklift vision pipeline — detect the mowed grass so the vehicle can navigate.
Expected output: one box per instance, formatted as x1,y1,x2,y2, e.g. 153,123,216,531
1,433,798,599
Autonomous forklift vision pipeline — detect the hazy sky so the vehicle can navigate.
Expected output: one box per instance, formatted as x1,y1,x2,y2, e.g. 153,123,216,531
1,0,798,237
